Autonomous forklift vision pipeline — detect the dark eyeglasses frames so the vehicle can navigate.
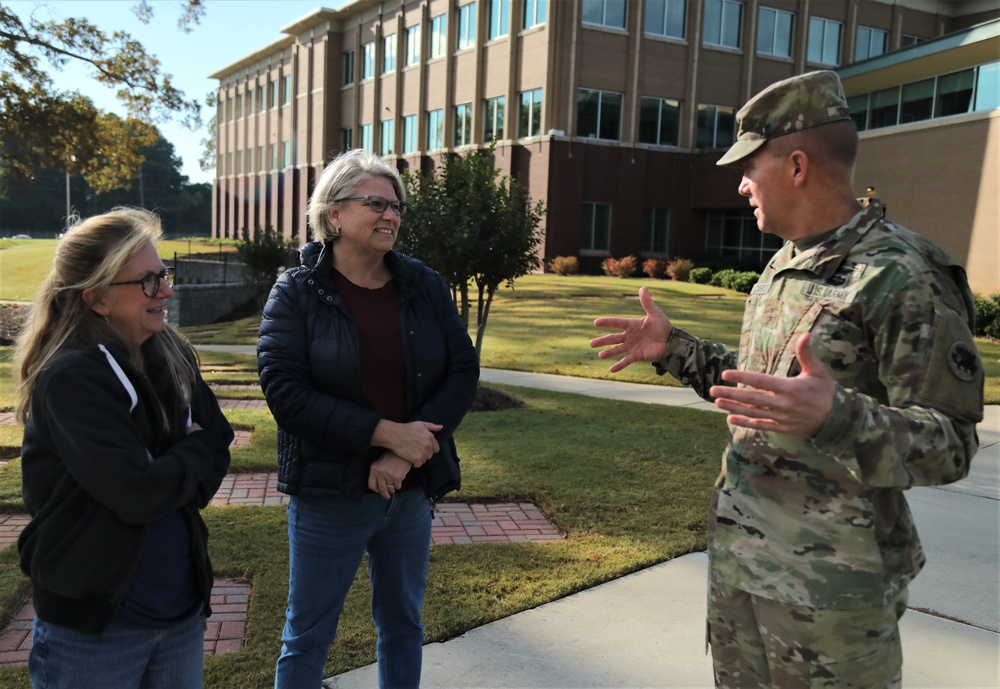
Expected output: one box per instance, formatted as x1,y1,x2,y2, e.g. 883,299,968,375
109,267,175,298
334,194,408,216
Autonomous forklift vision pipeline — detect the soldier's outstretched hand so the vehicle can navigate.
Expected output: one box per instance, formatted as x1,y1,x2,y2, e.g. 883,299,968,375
591,286,674,373
709,332,836,437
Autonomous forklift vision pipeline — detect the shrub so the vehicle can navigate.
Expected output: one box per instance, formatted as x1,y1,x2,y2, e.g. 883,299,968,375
710,268,737,288
602,255,638,278
728,271,761,294
642,258,669,279
689,267,712,284
974,293,1000,339
667,258,694,282
548,255,580,276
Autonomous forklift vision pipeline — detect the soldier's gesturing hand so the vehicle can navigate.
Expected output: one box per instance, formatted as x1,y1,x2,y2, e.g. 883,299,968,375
709,333,836,437
591,286,674,373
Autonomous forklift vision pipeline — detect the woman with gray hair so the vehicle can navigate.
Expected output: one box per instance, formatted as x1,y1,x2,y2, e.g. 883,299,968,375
258,149,479,688
14,208,233,688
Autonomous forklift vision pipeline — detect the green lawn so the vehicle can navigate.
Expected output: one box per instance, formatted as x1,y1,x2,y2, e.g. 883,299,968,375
0,269,996,687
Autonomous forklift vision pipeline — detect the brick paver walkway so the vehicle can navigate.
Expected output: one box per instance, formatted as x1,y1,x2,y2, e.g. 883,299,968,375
0,580,251,666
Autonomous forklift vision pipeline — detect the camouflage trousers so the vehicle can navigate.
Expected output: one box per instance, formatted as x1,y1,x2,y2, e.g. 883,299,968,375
707,576,906,688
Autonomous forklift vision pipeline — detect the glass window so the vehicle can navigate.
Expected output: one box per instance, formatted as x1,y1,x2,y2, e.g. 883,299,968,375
641,207,670,255
430,14,447,58
235,92,242,118
856,26,887,61
900,34,923,48
581,202,611,252
235,150,242,174
383,34,397,73
362,42,375,80
847,94,869,131
696,104,735,148
403,115,418,153
869,86,899,129
975,62,1000,111
258,145,264,171
270,78,278,108
704,0,742,49
705,210,782,266
458,3,477,50
343,50,355,86
808,17,841,66
381,119,395,155
485,96,506,142
645,0,685,39
577,88,622,140
455,103,473,146
519,88,543,138
270,143,277,170
638,97,681,146
281,140,291,168
257,84,264,111
582,0,627,30
405,26,420,66
282,75,292,106
524,0,546,29
341,128,353,151
361,123,373,151
427,109,444,150
758,7,793,57
490,0,510,39
937,69,974,117
900,78,934,124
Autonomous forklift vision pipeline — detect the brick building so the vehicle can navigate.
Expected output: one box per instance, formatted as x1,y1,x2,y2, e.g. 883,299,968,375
210,0,999,289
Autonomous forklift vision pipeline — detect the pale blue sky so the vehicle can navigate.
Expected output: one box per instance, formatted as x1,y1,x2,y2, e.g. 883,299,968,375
7,0,348,184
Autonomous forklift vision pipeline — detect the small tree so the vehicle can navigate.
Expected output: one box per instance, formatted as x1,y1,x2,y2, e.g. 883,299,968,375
236,226,298,312
398,144,544,355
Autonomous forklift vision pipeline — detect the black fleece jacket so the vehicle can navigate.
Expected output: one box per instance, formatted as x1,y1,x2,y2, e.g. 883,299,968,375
18,341,233,634
257,243,479,501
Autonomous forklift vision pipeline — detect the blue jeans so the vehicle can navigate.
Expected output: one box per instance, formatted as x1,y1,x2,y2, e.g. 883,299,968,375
28,613,204,689
275,491,433,689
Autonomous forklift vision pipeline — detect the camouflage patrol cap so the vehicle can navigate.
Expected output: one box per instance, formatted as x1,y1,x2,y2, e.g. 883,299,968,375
716,70,851,167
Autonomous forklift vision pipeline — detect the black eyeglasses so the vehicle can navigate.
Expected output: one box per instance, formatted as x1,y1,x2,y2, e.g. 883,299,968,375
109,267,175,298
334,195,408,217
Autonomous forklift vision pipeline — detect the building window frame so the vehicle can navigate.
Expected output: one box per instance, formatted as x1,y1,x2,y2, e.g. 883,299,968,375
855,25,888,62
641,207,670,255
341,128,353,151
757,6,793,58
645,0,685,40
807,16,842,66
380,119,395,155
383,33,397,73
343,50,356,86
281,74,292,106
403,115,418,153
696,103,736,149
581,202,612,254
519,88,543,138
281,140,291,168
269,78,278,109
577,88,623,141
454,102,473,146
430,14,447,59
485,95,506,142
361,123,373,151
706,209,782,267
405,25,421,67
703,0,743,49
582,0,627,30
489,0,510,40
638,96,681,146
427,108,444,150
457,3,477,51
523,0,546,29
362,42,376,80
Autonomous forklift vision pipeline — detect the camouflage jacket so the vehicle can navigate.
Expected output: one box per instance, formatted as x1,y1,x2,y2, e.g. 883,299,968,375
655,201,984,609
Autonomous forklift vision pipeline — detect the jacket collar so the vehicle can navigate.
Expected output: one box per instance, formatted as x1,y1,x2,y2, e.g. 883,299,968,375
774,201,885,279
299,241,424,295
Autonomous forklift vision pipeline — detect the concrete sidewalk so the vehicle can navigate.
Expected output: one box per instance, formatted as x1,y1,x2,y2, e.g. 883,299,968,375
330,370,1000,689
193,349,998,687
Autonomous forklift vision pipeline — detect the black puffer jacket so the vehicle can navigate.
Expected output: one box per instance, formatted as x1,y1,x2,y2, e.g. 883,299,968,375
19,341,233,634
257,242,479,501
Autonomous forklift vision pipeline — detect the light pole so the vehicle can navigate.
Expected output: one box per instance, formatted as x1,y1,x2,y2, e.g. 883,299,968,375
65,154,76,231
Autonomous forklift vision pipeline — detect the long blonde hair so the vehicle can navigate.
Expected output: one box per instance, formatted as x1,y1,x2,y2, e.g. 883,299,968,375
13,208,197,424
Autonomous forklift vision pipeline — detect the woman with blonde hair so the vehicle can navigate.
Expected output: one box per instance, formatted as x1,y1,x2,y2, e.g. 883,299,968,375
14,208,233,689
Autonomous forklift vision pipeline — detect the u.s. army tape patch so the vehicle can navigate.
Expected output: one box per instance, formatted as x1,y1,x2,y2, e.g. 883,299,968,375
947,342,979,381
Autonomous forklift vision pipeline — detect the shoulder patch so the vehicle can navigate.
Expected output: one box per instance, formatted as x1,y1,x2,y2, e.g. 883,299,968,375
947,342,979,381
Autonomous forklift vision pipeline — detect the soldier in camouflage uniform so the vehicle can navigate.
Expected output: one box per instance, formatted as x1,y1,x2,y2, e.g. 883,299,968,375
591,71,984,688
